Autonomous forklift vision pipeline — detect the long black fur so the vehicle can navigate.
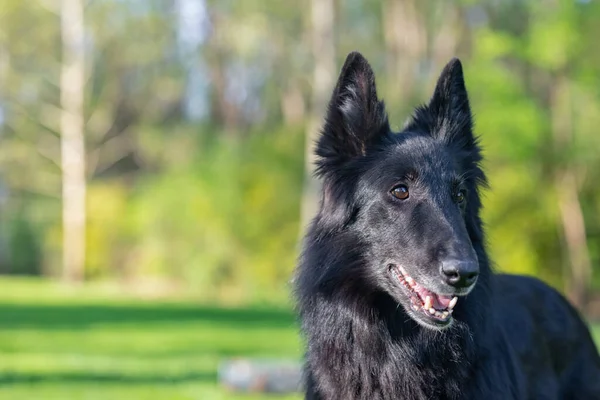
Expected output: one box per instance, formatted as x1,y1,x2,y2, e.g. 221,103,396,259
295,52,600,400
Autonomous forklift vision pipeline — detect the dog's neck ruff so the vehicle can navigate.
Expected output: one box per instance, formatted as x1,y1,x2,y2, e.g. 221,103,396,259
300,254,492,400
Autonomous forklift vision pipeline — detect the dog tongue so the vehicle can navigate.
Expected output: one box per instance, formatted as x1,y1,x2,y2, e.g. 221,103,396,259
433,294,452,309
414,284,452,309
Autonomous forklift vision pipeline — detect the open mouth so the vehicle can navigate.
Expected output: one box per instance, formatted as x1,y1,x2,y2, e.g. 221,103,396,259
389,265,458,325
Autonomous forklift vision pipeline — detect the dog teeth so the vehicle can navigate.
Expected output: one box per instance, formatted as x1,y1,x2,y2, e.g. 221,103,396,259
424,296,432,310
448,296,458,310
395,271,456,321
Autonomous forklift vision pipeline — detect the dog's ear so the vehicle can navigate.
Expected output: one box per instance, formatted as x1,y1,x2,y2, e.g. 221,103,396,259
408,58,475,149
315,52,389,177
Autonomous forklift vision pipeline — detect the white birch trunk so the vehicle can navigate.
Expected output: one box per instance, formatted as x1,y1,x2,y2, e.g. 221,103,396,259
60,0,86,281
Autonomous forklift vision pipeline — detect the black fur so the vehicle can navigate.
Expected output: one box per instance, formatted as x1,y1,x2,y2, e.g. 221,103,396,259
295,52,600,400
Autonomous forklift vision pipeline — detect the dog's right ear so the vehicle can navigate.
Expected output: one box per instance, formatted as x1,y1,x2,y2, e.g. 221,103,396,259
315,52,389,178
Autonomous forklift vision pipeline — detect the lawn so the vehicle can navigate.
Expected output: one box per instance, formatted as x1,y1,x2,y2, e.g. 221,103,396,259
0,278,598,400
0,278,302,400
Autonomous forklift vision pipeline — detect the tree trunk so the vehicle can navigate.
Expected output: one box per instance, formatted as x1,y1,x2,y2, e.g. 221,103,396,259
300,0,335,230
551,73,591,311
382,0,426,106
60,0,86,282
206,10,240,134
430,3,460,74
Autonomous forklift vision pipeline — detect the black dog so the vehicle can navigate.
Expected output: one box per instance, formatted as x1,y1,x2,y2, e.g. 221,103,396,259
294,52,600,399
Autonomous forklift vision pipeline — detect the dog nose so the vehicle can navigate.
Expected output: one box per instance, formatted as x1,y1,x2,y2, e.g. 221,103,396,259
441,259,479,288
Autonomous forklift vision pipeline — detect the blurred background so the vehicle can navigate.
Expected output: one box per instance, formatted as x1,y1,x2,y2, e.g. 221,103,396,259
0,0,599,399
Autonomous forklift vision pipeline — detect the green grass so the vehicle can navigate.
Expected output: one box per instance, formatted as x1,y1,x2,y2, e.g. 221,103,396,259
0,278,598,400
0,278,302,400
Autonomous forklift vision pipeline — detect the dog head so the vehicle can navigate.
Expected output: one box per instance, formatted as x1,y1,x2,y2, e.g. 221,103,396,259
312,52,487,330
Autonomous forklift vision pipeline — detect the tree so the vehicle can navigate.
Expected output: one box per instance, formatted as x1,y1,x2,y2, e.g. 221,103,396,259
300,0,336,230
60,0,86,281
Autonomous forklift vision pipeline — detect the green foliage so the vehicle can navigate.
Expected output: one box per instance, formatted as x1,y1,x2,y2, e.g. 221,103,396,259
2,0,600,304
6,210,42,276
86,183,132,279
62,124,304,302
465,37,562,283
133,125,303,302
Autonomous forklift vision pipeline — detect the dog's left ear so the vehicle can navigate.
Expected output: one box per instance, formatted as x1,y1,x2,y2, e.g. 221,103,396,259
408,58,475,148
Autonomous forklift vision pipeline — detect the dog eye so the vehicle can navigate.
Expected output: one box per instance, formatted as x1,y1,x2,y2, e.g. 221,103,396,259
454,189,466,204
391,185,409,200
